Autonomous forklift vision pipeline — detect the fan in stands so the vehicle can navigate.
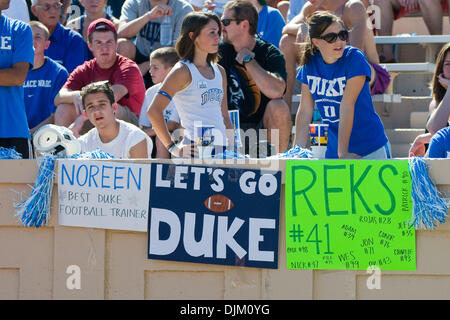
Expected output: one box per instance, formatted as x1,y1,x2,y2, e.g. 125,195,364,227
204,194,234,213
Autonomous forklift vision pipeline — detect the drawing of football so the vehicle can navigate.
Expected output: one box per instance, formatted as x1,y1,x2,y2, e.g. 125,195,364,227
204,194,234,213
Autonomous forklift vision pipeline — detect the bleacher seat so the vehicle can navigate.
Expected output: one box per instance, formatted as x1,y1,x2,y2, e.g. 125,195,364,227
375,35,450,62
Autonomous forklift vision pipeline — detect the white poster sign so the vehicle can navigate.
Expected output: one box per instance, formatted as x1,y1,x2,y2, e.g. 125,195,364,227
58,160,151,232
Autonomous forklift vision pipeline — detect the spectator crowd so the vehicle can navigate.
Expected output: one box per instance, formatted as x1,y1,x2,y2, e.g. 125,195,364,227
1,0,449,159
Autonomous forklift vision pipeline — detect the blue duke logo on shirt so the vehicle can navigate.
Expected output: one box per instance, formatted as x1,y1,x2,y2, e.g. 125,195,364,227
201,88,223,106
0,36,11,50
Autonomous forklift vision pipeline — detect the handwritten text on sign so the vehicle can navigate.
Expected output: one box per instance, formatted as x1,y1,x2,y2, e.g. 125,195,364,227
58,160,151,231
148,164,281,269
285,160,416,271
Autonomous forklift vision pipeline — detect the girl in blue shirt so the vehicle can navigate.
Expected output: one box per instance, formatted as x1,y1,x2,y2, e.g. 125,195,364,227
294,11,390,159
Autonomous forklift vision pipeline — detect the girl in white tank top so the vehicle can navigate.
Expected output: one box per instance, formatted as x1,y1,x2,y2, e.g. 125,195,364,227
147,12,233,158
172,60,227,146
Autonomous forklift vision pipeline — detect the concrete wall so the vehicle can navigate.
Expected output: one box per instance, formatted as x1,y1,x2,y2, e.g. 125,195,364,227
393,16,450,36
0,159,449,300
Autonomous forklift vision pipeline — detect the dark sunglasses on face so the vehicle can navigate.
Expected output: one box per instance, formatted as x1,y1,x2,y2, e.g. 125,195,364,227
221,18,243,26
317,30,349,43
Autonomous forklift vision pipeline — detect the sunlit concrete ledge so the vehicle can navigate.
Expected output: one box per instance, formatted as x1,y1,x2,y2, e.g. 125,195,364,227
0,159,448,300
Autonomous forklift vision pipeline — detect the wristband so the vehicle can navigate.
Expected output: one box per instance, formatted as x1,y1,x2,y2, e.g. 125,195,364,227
157,90,173,101
168,145,177,154
168,143,178,154
166,142,175,151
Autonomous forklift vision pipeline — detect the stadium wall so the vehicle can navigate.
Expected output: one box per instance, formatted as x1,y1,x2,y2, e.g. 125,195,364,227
0,159,449,300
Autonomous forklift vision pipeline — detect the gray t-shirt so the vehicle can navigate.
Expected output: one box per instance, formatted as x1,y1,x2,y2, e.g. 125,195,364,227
120,0,193,56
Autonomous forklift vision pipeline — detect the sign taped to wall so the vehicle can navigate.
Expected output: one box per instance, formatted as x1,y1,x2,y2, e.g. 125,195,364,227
285,160,416,271
148,163,282,269
58,160,150,231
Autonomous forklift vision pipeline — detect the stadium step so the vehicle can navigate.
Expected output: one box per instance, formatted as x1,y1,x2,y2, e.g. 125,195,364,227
410,111,429,129
385,128,425,144
390,143,412,158
374,96,431,129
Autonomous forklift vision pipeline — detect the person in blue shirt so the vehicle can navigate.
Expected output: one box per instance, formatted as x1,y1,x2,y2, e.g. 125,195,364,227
24,21,69,135
249,0,285,48
428,126,450,158
286,0,306,22
31,0,88,73
69,0,125,19
0,0,35,159
66,0,120,61
294,11,390,159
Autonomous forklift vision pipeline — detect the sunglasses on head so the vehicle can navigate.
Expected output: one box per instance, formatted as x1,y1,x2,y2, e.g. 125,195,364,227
36,2,62,11
317,30,349,43
221,18,243,26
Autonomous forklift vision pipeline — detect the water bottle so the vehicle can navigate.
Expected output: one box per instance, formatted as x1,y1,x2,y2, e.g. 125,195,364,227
160,14,172,46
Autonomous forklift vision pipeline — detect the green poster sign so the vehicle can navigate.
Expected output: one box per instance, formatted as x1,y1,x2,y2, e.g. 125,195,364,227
285,160,416,271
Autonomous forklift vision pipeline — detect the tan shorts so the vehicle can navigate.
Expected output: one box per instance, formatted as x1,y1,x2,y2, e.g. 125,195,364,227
79,105,139,135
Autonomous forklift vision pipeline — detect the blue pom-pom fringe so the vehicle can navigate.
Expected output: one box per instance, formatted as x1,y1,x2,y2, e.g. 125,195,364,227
14,156,56,228
213,150,249,159
409,157,449,230
270,145,313,159
70,148,114,160
0,147,22,159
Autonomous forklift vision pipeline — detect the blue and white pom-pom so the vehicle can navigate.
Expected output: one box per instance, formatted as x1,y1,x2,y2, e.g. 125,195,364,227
214,150,249,159
409,157,449,230
14,155,56,228
71,148,114,160
270,145,313,159
0,147,22,159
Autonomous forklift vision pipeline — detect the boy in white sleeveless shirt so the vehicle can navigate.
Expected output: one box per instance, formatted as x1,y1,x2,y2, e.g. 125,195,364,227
72,81,153,158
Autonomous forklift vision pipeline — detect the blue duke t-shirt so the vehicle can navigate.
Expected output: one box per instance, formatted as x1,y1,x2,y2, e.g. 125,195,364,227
0,16,34,139
297,46,388,158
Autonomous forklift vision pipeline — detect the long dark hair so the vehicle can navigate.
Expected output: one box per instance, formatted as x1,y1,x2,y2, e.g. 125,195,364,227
176,11,221,64
431,43,450,103
300,11,344,66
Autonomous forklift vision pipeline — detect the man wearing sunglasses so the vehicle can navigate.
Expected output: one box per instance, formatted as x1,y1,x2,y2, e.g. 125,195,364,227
219,0,292,155
280,0,389,112
31,0,88,73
